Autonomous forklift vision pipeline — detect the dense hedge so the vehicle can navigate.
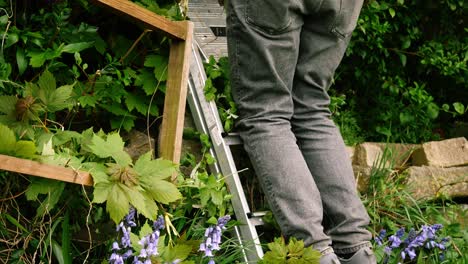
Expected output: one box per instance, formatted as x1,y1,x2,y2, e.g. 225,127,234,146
332,0,467,144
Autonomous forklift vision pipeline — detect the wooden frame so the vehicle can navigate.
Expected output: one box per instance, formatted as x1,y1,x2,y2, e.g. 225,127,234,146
0,0,193,186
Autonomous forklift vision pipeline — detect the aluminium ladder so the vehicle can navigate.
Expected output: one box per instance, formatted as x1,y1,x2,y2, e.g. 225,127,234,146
186,40,264,263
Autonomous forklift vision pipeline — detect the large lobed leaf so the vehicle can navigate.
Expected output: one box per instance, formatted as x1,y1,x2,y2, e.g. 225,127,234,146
88,133,132,166
0,124,36,159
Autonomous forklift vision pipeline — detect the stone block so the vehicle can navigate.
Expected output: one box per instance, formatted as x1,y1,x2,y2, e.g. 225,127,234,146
353,165,372,193
405,166,468,200
353,142,417,168
124,130,155,161
412,137,468,167
346,146,355,162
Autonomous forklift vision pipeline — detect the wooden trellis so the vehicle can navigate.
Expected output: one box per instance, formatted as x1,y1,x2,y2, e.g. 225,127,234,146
0,0,194,186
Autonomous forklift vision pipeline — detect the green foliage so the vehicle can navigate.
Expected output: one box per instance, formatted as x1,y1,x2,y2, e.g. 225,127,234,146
0,0,172,132
0,70,74,139
204,56,238,132
86,133,181,224
334,0,467,143
259,237,321,264
0,124,36,158
25,178,65,218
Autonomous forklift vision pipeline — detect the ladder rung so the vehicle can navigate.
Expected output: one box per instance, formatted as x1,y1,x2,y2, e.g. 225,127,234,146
247,211,268,226
221,132,243,145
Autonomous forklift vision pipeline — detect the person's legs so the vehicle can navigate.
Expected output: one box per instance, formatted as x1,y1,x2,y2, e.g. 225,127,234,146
291,0,375,258
226,0,334,252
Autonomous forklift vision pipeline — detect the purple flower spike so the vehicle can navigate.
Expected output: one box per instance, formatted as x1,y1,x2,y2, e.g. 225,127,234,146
377,223,449,264
134,215,166,263
375,229,386,246
199,215,231,264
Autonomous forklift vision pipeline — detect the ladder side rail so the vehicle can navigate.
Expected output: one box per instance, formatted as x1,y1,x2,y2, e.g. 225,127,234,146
187,46,222,175
188,42,264,262
187,44,251,263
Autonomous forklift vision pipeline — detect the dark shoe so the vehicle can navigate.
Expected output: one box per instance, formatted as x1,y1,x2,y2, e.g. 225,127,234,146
339,247,377,264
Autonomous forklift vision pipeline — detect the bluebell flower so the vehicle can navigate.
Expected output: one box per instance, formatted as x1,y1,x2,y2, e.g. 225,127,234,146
377,223,449,264
199,215,231,264
110,208,137,263
134,215,165,263
375,229,386,246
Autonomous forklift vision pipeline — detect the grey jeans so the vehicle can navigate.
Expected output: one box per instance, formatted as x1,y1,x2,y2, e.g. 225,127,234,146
226,0,372,254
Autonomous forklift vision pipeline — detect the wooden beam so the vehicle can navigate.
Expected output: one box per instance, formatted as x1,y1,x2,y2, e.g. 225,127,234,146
159,22,194,167
0,154,93,186
93,0,189,40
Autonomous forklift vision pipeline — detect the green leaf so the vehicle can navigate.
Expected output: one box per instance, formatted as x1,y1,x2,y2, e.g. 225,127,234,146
398,53,407,66
121,184,158,220
0,124,36,158
143,179,182,204
0,95,17,115
130,232,143,253
110,116,135,132
4,32,19,48
47,84,74,112
204,78,216,101
442,103,450,112
402,39,411,49
83,162,108,184
61,212,72,264
25,179,65,216
92,182,112,203
28,48,63,68
144,54,168,81
3,213,29,234
0,15,8,25
125,93,149,115
287,238,304,258
263,238,288,263
135,154,176,180
62,42,94,53
0,124,17,155
107,183,130,224
399,112,414,124
51,240,65,264
389,8,395,18
210,190,223,206
16,47,28,75
161,244,193,262
427,103,439,119
14,140,37,159
38,69,56,96
139,221,154,238
89,133,132,166
302,247,321,263
453,102,465,115
78,95,98,107
135,69,158,95
52,130,82,146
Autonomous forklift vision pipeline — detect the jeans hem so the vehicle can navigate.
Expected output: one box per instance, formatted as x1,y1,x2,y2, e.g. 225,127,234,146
319,246,335,256
333,241,373,254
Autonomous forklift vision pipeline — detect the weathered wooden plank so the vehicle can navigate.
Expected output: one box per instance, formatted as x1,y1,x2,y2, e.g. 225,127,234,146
0,154,93,186
93,0,189,40
159,22,194,167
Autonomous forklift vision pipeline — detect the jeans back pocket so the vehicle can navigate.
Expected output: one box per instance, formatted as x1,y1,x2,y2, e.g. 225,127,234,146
330,0,363,39
245,0,293,34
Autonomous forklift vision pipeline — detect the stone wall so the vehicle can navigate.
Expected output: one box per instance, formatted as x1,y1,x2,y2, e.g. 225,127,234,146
351,137,468,200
